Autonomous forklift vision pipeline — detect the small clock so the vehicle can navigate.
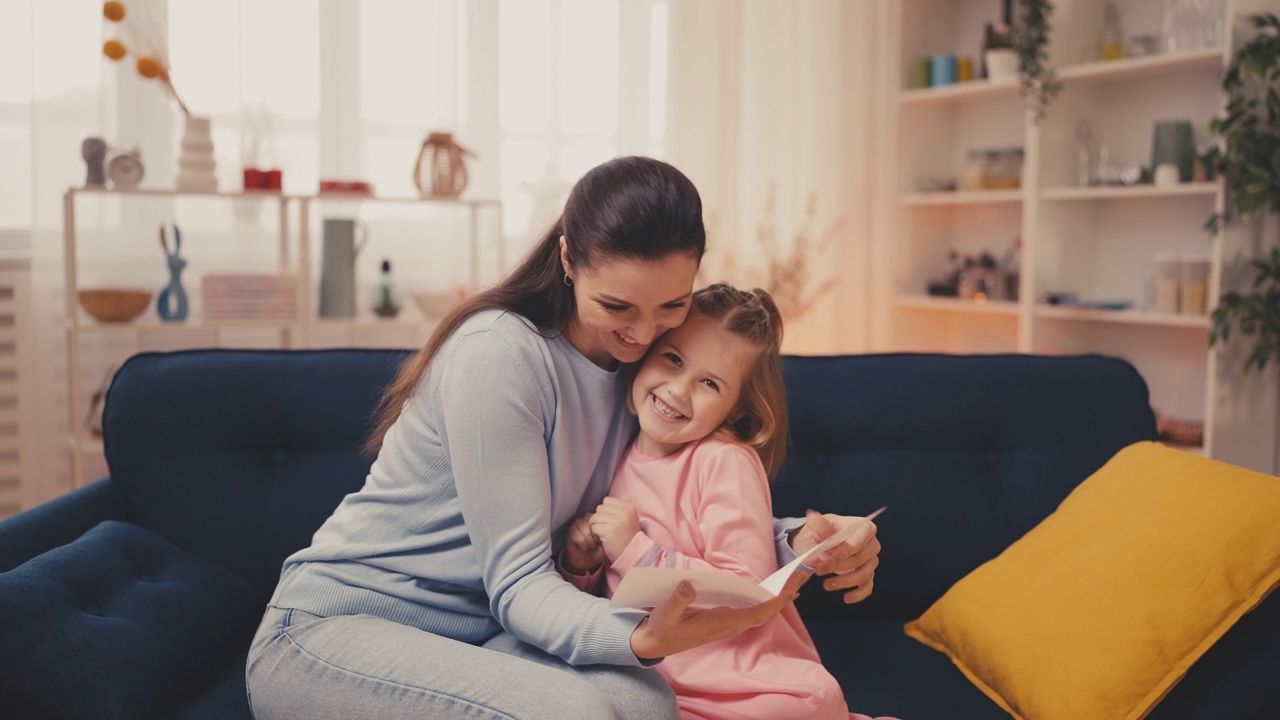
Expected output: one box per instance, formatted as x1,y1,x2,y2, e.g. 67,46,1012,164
106,150,145,190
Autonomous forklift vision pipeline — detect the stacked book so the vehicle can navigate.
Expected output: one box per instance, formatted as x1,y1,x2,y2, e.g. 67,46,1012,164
202,274,298,321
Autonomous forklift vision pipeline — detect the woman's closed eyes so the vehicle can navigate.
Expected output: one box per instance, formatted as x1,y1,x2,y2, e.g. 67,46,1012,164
597,300,687,314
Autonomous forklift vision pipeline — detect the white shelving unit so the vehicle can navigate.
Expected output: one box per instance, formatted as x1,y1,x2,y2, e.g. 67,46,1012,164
876,0,1280,470
63,188,501,485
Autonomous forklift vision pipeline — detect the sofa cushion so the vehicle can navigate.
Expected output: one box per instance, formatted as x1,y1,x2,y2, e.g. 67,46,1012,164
806,614,1006,718
903,441,1280,720
166,646,254,720
103,348,408,598
1147,581,1280,720
0,520,264,720
774,353,1158,618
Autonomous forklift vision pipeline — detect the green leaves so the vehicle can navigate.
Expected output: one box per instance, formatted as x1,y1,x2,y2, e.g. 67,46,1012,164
1211,250,1280,374
1204,213,1222,237
1017,0,1061,122
1209,15,1280,374
1212,13,1280,231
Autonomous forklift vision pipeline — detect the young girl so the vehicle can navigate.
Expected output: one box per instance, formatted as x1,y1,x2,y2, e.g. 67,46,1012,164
560,283,890,720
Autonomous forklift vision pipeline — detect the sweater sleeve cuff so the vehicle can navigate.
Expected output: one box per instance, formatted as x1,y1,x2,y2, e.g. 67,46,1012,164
555,548,604,595
578,605,654,666
774,516,806,567
610,531,659,575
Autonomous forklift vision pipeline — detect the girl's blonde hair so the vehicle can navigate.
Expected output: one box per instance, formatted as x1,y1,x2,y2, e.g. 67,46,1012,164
692,282,788,479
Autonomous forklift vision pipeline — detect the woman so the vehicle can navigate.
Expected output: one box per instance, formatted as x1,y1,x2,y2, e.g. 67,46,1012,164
246,156,881,720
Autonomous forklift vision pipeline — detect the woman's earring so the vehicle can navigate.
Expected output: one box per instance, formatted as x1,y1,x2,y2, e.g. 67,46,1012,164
564,274,573,286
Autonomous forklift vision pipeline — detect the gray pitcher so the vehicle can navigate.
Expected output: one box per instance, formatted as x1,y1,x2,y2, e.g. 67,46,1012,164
319,218,367,318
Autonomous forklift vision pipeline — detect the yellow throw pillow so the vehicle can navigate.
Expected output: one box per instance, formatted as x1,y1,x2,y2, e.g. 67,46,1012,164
904,441,1280,720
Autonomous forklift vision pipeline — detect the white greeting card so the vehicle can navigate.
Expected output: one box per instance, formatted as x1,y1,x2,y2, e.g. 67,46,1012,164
609,508,884,610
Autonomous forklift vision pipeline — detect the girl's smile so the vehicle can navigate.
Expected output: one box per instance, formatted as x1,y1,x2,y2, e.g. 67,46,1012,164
649,394,687,422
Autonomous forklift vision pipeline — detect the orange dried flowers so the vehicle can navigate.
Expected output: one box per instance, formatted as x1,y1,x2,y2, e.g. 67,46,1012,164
100,1,190,116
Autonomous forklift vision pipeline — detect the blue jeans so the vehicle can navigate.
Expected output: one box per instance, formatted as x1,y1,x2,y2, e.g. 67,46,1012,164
245,606,678,719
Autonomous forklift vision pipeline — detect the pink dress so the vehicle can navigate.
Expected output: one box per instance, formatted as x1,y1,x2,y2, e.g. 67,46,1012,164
598,437,866,720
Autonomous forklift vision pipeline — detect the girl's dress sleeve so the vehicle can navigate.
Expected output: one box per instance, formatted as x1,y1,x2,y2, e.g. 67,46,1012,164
555,548,605,595
610,443,779,582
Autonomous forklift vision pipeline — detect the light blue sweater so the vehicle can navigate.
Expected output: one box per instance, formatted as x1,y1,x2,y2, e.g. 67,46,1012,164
271,309,803,666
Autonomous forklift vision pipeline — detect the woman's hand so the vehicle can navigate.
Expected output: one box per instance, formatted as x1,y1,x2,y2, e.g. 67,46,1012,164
562,514,605,575
629,572,807,660
791,510,881,604
590,497,642,561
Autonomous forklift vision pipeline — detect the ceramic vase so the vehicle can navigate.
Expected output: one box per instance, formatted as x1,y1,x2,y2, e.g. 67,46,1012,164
176,116,218,193
157,224,189,322
1151,120,1196,183
319,219,367,319
413,132,474,199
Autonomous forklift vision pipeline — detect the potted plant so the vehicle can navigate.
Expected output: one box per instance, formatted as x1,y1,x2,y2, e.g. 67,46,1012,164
1208,13,1280,372
1015,0,1061,122
984,15,1019,83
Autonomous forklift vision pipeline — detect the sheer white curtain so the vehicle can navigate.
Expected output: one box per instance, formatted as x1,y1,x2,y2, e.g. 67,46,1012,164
4,0,667,508
4,0,110,509
664,0,883,354
3,0,878,508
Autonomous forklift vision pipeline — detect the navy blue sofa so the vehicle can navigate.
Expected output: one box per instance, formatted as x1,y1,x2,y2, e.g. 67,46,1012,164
1,349,1277,719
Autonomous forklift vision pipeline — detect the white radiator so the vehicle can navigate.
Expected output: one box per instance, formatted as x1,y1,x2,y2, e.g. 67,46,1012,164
0,260,29,520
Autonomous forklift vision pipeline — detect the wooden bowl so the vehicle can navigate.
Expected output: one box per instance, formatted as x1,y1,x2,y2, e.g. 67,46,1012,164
78,289,152,323
413,290,462,320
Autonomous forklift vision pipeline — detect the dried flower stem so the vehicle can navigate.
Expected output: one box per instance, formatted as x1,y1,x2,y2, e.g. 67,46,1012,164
698,188,843,322
749,187,842,320
157,72,191,117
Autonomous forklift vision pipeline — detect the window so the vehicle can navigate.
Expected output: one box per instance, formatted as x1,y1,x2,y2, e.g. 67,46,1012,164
359,0,460,200
170,0,321,197
497,0,668,239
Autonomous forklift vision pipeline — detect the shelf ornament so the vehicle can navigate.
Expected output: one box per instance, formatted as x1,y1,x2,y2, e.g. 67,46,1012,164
157,224,189,323
82,138,108,188
414,133,476,199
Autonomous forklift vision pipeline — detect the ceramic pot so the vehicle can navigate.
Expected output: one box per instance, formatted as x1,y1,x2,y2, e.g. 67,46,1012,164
985,49,1018,82
176,116,218,193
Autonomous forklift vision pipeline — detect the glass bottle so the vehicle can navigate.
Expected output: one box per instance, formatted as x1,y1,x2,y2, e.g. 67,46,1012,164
1001,238,1022,301
1074,120,1094,187
1100,1,1125,61
980,22,994,79
371,259,403,318
960,150,988,191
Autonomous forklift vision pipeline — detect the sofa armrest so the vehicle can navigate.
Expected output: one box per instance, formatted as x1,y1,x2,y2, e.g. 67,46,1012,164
0,478,128,572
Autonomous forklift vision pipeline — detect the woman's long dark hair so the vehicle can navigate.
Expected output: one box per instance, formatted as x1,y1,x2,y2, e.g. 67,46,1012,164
365,156,707,454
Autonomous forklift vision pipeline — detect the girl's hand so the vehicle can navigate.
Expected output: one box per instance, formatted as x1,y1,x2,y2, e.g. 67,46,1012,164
590,497,642,561
630,572,807,660
562,514,605,574
791,510,881,604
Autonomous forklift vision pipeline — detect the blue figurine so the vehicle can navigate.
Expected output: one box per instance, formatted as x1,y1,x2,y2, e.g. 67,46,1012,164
157,224,189,322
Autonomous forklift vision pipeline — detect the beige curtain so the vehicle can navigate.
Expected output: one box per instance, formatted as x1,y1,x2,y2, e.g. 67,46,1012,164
664,0,883,354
